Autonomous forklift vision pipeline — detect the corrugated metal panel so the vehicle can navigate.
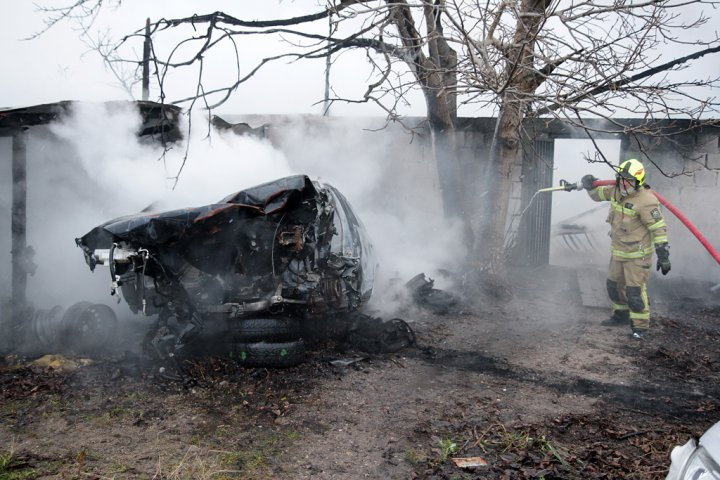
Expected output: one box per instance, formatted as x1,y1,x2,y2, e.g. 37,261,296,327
509,140,554,266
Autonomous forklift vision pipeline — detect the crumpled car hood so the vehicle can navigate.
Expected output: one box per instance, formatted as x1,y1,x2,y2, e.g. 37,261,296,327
77,175,318,275
76,175,374,319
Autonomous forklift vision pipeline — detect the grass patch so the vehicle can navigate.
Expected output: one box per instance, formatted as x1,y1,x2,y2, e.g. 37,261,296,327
404,448,427,466
158,428,302,479
497,430,570,467
437,438,459,463
0,445,36,480
218,429,298,476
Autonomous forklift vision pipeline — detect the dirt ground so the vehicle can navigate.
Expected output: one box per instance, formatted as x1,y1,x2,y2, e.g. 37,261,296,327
2,265,720,479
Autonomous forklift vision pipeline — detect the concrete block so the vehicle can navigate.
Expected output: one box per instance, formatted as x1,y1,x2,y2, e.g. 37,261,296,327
693,169,718,187
696,133,720,154
662,172,693,190
651,152,685,176
707,153,720,170
683,157,705,174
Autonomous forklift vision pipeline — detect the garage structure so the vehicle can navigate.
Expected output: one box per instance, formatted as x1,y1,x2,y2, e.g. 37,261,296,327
0,101,181,348
1,106,719,352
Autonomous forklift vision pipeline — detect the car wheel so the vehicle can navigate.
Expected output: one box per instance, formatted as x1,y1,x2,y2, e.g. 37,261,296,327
233,340,306,368
232,317,301,343
60,302,118,354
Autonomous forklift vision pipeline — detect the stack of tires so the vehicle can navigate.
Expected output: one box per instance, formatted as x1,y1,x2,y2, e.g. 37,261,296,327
31,301,118,355
231,317,305,368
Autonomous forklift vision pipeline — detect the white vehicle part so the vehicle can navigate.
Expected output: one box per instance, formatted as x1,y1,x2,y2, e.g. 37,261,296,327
666,421,720,480
701,421,720,466
93,248,137,265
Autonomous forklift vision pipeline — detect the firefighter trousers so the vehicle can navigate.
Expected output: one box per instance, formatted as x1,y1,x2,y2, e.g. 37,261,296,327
606,256,651,331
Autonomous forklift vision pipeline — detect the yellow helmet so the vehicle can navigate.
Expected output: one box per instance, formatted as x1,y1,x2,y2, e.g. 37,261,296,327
616,158,645,186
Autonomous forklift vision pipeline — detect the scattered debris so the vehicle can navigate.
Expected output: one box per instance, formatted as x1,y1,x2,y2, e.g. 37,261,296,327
0,362,66,398
329,357,367,368
31,354,92,372
346,314,415,353
405,273,459,315
451,456,488,468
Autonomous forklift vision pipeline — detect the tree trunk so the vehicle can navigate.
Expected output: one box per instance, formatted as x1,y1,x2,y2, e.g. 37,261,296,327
470,0,550,287
421,1,461,217
473,94,523,280
425,88,461,216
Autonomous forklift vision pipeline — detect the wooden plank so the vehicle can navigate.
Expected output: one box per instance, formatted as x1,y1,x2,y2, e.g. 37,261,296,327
576,268,609,308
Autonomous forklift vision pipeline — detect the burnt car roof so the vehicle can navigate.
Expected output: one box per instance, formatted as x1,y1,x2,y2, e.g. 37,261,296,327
77,175,317,270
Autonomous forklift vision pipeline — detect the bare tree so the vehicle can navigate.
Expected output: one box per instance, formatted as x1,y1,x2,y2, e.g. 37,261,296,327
36,0,720,286
34,1,468,215
444,0,720,282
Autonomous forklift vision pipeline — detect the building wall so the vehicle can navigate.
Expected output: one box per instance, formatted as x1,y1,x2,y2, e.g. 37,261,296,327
231,115,720,279
621,129,720,280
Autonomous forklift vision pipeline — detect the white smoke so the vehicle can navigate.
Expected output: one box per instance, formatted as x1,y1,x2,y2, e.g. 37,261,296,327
1,103,464,320
7,102,295,311
251,115,466,314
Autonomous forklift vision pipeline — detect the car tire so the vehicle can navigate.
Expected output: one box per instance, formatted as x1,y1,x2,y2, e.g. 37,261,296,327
233,340,306,368
60,301,118,353
232,317,301,343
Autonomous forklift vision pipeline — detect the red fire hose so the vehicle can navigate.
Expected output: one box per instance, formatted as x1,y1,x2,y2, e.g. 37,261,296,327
593,179,720,266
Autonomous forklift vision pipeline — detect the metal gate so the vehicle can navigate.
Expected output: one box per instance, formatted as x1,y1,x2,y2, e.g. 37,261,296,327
509,139,554,267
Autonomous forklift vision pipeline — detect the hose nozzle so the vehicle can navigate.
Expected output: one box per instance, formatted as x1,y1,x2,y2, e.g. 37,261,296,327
560,179,579,191
537,179,579,193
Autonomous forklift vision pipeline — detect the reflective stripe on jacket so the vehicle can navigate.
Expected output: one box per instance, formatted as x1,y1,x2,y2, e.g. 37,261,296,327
588,184,668,259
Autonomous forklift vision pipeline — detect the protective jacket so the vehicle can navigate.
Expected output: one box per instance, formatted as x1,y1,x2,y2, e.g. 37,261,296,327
588,184,668,260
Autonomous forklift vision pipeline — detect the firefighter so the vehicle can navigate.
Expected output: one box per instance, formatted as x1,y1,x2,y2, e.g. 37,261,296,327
581,159,671,339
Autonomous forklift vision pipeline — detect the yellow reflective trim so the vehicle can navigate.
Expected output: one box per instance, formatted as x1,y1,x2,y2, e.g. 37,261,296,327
648,220,666,231
653,235,668,245
611,201,637,216
613,304,629,311
598,187,607,201
629,311,650,320
611,247,654,259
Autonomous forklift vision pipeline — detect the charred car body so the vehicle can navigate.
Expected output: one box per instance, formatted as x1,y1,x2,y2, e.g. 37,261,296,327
76,175,376,367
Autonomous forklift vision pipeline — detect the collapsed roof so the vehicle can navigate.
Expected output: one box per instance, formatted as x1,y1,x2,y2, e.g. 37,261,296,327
0,100,182,141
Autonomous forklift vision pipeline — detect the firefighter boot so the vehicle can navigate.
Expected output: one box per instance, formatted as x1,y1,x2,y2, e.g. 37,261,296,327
632,329,647,340
601,309,630,327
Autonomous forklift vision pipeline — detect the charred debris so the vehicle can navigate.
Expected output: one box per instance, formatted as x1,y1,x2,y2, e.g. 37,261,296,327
73,174,430,372
0,102,458,375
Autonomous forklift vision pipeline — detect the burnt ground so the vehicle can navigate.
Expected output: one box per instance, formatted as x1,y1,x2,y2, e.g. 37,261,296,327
2,265,720,479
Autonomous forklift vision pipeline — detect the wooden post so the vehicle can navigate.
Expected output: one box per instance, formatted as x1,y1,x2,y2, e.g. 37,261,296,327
11,129,28,331
142,18,151,101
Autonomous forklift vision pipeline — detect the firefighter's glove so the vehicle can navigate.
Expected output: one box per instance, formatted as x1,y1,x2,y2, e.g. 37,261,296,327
655,243,671,275
581,174,598,191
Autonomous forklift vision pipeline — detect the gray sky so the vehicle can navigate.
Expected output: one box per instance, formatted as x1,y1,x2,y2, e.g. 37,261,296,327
3,1,716,118
0,1,424,116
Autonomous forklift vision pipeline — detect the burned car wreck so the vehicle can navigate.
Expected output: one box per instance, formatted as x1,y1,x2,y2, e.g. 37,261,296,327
76,175,412,368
